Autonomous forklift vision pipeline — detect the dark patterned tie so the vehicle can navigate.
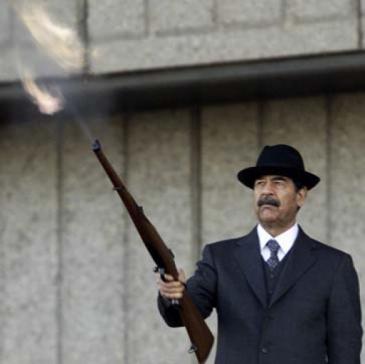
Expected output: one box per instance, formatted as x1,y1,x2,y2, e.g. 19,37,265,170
266,239,280,271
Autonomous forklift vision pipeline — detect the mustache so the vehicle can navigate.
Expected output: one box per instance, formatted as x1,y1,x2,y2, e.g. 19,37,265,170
257,196,280,207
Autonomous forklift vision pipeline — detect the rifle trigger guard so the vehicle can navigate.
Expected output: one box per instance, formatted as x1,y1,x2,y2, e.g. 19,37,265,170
188,344,197,354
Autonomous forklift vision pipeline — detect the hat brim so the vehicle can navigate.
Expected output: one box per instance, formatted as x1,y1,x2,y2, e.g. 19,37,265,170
237,166,320,190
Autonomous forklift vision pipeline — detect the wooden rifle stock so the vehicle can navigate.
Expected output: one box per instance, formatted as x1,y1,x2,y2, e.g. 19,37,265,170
92,139,214,364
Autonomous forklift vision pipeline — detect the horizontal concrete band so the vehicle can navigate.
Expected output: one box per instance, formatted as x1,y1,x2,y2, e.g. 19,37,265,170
2,50,365,117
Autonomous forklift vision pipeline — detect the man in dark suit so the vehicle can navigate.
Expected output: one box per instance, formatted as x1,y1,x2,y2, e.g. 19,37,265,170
157,144,362,364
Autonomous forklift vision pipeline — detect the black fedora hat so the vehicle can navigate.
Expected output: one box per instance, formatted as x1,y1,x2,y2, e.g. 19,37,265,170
237,144,320,190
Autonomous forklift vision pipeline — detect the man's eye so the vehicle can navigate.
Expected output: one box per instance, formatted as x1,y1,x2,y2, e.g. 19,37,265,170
274,179,286,186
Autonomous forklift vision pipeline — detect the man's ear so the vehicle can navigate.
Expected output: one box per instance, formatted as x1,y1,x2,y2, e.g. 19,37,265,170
297,186,308,208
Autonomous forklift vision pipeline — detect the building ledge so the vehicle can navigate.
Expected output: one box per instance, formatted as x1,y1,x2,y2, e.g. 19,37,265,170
2,50,365,119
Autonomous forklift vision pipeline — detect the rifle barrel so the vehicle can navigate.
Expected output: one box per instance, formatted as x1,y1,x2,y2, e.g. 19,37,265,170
92,139,214,363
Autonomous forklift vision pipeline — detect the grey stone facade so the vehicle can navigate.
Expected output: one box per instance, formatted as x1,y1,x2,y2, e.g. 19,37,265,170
0,0,360,79
1,94,365,363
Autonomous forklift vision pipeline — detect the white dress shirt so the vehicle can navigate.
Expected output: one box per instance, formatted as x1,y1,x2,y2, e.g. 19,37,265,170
257,223,299,262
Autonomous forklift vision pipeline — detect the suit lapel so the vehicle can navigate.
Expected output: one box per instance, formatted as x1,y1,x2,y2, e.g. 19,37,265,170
234,228,267,308
269,227,318,307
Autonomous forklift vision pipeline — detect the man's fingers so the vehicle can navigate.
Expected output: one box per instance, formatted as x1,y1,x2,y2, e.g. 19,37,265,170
155,269,186,283
158,280,185,293
155,273,174,284
157,272,185,299
155,268,187,300
178,268,187,284
159,281,184,291
161,273,174,282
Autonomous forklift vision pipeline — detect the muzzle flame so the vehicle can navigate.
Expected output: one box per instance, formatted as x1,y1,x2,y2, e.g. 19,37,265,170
22,70,64,115
14,2,84,72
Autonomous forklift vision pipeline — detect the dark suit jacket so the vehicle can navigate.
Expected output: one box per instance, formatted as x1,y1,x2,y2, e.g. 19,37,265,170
158,227,363,364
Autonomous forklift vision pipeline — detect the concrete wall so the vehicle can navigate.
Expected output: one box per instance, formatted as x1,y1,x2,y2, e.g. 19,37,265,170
0,0,361,80
0,93,364,363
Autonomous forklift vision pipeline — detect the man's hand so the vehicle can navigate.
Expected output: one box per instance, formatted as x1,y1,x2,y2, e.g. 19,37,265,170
157,268,186,300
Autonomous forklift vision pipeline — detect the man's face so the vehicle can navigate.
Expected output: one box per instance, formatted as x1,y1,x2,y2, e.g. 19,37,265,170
253,175,307,230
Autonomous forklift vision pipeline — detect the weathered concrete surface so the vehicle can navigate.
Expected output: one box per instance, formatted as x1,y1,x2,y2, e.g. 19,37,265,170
0,45,17,81
126,109,194,364
287,0,355,21
61,116,126,364
0,1,16,80
330,94,365,319
0,1,11,44
88,0,145,41
262,97,328,242
88,1,360,73
361,0,365,48
149,0,215,34
0,118,58,364
217,0,282,26
201,103,259,244
90,19,357,73
0,0,360,80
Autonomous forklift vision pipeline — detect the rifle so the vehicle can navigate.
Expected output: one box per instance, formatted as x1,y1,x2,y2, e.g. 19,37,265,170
92,139,214,364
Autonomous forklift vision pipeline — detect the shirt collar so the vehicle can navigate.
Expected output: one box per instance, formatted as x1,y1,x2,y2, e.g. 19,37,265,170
257,223,299,255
